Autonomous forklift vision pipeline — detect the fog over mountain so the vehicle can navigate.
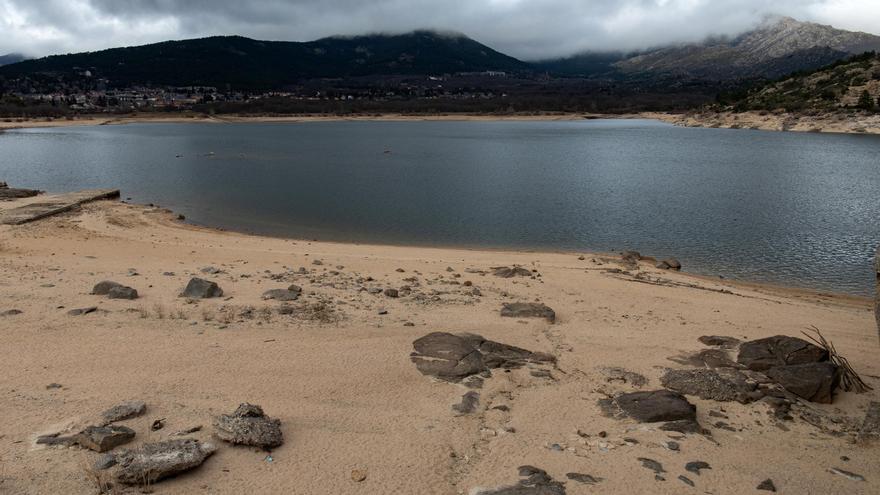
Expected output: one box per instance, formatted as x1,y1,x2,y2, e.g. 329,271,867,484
1,0,879,59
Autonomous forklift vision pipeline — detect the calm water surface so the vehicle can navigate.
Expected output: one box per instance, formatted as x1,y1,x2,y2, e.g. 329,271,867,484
1,119,878,295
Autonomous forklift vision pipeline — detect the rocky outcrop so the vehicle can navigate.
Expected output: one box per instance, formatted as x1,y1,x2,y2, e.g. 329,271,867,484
410,332,555,382
214,403,283,449
765,362,840,404
112,439,216,484
500,303,556,323
737,335,827,371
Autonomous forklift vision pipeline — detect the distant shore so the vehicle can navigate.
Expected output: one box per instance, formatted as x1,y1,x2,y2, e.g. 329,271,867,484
3,109,879,135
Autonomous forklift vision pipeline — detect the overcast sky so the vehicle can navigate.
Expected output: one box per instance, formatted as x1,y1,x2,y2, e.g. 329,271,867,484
1,0,878,60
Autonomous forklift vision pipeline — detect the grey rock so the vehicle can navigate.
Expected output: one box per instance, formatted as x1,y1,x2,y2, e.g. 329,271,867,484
737,335,828,371
101,400,147,425
1,309,23,316
663,258,682,270
113,439,216,485
214,403,283,448
452,392,480,415
384,288,399,298
685,461,711,475
622,250,642,261
500,302,556,323
678,475,695,487
107,286,138,300
476,466,566,495
91,281,123,295
73,425,135,452
757,479,777,492
262,288,301,301
68,307,98,316
565,473,602,485
180,277,223,299
200,266,223,275
410,332,554,382
491,266,533,278
765,362,840,403
660,419,704,434
698,335,741,349
660,368,760,403
601,390,697,424
637,458,665,474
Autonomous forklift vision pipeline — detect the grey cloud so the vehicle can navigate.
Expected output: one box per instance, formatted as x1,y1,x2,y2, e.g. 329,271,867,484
1,0,878,59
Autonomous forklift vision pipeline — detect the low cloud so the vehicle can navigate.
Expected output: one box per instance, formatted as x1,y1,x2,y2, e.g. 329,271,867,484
1,0,879,59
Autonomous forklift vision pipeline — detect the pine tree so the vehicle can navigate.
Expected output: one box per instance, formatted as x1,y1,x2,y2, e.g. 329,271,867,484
857,89,875,110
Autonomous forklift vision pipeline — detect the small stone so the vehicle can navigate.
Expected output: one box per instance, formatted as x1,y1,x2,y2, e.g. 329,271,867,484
262,288,301,301
312,260,324,266
452,392,480,415
491,266,533,278
46,383,63,389
500,302,556,323
566,472,602,484
829,468,865,482
678,475,695,487
68,307,98,316
666,441,680,451
101,400,146,424
351,469,368,482
698,335,741,349
685,461,711,475
1,309,23,316
637,458,665,474
757,479,776,492
384,288,399,298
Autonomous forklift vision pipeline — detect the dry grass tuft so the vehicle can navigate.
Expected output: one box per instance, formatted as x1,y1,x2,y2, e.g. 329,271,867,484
803,326,872,393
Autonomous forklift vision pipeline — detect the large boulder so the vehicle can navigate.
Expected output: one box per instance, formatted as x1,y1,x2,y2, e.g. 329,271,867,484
180,278,223,299
73,425,135,453
603,390,697,423
737,335,828,371
411,332,555,382
112,439,216,485
765,362,840,404
214,403,283,449
500,303,556,323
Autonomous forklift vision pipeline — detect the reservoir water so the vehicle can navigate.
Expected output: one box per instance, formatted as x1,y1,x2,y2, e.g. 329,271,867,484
1,119,878,295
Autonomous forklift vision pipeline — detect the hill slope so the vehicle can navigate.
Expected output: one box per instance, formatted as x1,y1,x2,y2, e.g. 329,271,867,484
0,31,529,89
0,53,27,67
547,17,880,81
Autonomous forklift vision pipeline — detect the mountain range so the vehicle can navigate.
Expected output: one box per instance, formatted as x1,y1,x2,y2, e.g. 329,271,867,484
0,53,27,67
2,17,879,91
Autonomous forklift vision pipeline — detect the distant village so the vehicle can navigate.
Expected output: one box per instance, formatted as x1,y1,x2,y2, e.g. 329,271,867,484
0,69,513,114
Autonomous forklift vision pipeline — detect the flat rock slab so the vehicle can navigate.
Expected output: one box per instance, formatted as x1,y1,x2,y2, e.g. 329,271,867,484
262,288,301,301
214,403,283,449
101,400,146,425
411,332,555,382
112,439,216,485
737,335,828,371
74,425,135,452
668,349,740,369
601,390,697,424
476,466,566,495
500,303,556,323
0,189,119,225
765,362,840,403
698,335,742,349
660,368,761,403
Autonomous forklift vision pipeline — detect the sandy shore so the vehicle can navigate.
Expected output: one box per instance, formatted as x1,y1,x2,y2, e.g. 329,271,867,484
0,199,877,494
0,112,590,131
647,111,880,135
